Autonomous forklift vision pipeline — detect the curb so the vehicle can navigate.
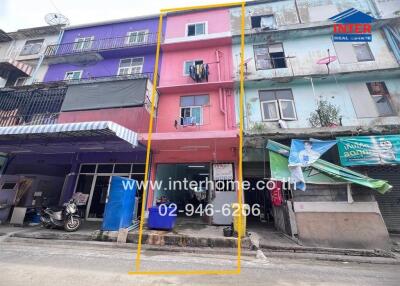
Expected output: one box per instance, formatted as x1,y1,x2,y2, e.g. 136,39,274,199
93,230,253,249
8,230,400,264
260,243,395,258
4,236,400,265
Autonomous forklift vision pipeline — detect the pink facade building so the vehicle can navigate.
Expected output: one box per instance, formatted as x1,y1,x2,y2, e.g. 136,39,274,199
144,9,239,224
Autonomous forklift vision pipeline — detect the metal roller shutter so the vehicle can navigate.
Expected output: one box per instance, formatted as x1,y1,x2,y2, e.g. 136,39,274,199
366,166,400,233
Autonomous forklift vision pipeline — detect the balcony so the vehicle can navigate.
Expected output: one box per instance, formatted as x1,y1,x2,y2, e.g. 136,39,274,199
44,32,160,64
0,85,67,127
44,72,158,86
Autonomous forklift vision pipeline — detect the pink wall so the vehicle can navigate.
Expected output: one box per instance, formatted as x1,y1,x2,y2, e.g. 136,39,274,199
155,89,236,133
58,107,151,133
159,45,233,87
165,9,231,39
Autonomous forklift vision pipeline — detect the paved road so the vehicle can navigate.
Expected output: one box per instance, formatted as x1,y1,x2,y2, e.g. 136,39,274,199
0,238,399,286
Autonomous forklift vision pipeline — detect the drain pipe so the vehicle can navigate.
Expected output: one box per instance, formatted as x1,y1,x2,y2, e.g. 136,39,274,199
216,49,227,129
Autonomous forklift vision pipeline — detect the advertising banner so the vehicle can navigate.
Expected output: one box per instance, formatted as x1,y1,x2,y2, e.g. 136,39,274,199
337,135,400,166
287,139,336,191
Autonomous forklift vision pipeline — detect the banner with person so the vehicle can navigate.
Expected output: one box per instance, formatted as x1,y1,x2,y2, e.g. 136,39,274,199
288,139,337,191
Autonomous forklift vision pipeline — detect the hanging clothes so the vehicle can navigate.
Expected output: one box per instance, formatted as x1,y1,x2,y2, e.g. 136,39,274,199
189,63,210,83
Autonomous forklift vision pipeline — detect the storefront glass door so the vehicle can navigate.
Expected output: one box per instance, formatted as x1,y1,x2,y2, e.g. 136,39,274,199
74,163,145,221
87,175,110,220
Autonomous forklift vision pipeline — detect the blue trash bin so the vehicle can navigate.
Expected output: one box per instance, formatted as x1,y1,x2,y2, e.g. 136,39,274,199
147,205,177,230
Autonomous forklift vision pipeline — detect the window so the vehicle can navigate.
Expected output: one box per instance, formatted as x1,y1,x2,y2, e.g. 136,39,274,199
353,43,374,62
180,95,209,125
366,82,395,116
184,60,203,75
126,30,148,44
187,22,206,37
64,71,83,81
259,89,296,121
19,39,44,56
73,37,94,51
251,15,276,29
254,43,286,70
118,57,144,75
14,77,27,86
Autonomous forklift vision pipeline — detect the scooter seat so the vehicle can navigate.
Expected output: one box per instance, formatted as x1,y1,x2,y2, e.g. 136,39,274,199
48,207,63,212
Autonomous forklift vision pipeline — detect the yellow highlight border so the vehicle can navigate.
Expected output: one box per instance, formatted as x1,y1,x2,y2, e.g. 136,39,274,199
130,1,246,276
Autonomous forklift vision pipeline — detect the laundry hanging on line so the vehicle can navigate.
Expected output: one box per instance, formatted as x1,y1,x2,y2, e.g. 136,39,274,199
189,63,209,83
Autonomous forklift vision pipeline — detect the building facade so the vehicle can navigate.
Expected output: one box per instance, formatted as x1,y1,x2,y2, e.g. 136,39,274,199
231,0,400,248
0,0,399,249
0,16,162,223
146,8,238,225
0,25,62,88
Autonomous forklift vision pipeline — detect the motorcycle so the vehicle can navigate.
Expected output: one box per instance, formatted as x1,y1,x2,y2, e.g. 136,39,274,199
40,199,82,232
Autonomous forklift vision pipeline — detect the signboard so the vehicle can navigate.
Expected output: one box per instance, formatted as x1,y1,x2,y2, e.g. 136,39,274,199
329,8,375,42
337,135,400,166
289,139,336,167
212,163,233,180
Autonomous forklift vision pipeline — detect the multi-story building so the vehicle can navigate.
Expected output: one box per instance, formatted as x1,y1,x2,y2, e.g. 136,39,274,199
146,8,238,225
0,1,399,251
0,25,62,88
230,0,400,248
0,16,161,222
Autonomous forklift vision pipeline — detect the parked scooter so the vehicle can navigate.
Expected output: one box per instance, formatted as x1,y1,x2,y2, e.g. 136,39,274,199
40,199,81,232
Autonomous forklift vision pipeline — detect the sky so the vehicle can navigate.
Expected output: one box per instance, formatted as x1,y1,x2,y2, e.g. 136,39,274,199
0,0,244,32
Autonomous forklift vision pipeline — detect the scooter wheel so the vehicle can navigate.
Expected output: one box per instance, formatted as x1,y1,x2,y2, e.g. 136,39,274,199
64,216,81,232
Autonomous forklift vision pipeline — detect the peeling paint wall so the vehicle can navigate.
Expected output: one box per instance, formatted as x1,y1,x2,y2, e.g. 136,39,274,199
374,0,400,18
230,0,400,132
230,0,374,36
242,75,400,131
232,31,398,81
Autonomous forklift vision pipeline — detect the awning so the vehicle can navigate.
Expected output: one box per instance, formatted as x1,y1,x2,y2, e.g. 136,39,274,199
0,59,33,78
0,121,140,154
266,140,392,194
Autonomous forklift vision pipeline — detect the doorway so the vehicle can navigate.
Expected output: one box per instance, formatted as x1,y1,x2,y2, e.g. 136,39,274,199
87,175,110,220
73,163,145,221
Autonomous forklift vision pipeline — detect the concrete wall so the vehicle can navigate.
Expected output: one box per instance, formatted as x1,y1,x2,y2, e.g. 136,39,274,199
155,89,236,133
159,45,233,86
374,0,400,18
242,74,400,130
44,18,160,81
229,0,373,34
58,106,151,133
59,18,159,44
232,32,398,82
44,54,156,82
0,32,59,85
295,211,390,249
165,9,231,40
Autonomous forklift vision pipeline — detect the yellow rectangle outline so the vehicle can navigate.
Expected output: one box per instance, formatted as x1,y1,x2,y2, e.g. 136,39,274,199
129,1,246,276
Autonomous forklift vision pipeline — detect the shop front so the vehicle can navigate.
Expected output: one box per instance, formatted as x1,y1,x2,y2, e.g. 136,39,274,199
266,139,392,249
337,134,400,233
144,131,239,225
0,121,146,225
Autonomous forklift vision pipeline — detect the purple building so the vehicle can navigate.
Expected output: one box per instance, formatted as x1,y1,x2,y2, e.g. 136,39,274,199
0,15,163,224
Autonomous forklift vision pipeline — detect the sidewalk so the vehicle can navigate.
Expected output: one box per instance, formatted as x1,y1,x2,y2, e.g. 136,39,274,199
1,222,399,264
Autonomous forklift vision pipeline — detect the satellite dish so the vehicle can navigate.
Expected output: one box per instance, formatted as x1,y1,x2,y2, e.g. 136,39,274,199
45,13,70,26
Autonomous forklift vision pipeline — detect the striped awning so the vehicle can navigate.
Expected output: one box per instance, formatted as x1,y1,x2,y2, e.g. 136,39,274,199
0,121,137,145
0,121,139,154
0,59,33,78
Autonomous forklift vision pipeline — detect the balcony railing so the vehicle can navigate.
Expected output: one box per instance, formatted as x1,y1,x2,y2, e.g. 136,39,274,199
44,32,160,57
0,86,67,127
41,72,159,87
